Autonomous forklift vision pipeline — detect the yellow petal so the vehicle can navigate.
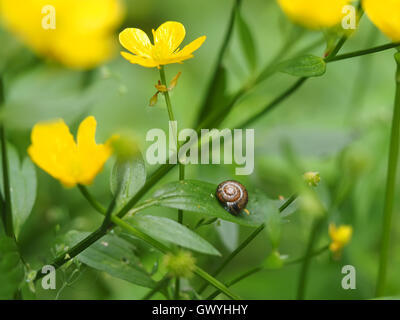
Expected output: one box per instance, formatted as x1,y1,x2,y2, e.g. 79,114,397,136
77,116,112,185
363,0,400,41
119,28,153,58
120,51,159,68
177,35,206,57
28,119,78,187
153,21,186,54
277,0,351,29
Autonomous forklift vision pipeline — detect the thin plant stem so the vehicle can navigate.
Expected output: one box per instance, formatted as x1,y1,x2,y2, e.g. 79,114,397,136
327,42,400,63
0,77,14,239
193,266,240,300
238,77,307,128
78,184,106,215
174,278,180,300
159,66,184,299
30,15,391,286
38,185,240,300
376,51,400,297
34,194,117,281
296,217,325,300
206,245,329,300
142,276,170,300
196,0,243,125
198,194,298,294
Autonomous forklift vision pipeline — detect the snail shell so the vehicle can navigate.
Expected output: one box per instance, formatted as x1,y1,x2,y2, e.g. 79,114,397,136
216,180,248,215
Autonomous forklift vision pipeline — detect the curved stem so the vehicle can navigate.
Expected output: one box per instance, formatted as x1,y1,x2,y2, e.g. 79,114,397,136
198,194,298,294
193,266,240,300
327,42,400,63
206,245,329,300
296,217,325,300
196,0,243,125
39,185,240,300
238,77,307,128
376,52,400,297
0,77,14,239
142,276,170,300
78,185,106,215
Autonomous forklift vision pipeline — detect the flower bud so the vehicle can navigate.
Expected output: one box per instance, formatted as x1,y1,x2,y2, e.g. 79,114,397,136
110,133,140,161
303,171,320,187
162,250,196,278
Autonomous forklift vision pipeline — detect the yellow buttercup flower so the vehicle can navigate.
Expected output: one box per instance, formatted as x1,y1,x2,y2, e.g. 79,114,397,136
0,0,123,69
329,223,353,254
28,116,113,187
277,0,352,29
119,21,206,68
363,0,400,41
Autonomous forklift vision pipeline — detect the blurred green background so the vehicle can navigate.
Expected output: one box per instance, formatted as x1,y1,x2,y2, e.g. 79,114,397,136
1,0,399,299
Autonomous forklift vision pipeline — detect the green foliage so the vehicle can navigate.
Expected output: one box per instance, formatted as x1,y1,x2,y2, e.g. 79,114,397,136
127,215,220,256
110,154,146,212
147,180,275,227
277,55,326,77
0,144,36,238
64,231,156,288
0,236,24,299
236,10,257,72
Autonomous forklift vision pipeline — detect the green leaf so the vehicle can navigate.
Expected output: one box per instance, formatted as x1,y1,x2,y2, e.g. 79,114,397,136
147,180,275,227
263,250,285,269
216,220,239,252
110,154,146,212
277,55,326,77
0,236,24,299
236,10,257,71
64,231,156,288
0,144,37,238
265,209,282,249
127,215,220,256
197,66,229,125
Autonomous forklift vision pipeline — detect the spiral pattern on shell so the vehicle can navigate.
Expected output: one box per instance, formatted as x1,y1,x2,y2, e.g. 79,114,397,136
216,180,248,215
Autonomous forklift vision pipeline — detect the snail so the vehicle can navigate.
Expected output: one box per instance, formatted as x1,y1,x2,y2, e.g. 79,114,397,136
216,180,248,215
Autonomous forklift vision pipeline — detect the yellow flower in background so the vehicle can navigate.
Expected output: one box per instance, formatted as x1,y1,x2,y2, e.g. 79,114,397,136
119,21,206,68
28,116,113,187
363,0,400,41
0,0,123,69
277,0,352,29
329,223,353,254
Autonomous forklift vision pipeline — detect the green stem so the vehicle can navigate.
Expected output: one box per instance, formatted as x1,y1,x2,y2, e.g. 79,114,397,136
193,266,240,300
198,194,297,294
116,163,175,218
0,77,14,239
174,278,180,300
46,186,240,300
159,66,184,297
196,0,243,125
159,66,176,124
327,42,400,63
33,194,117,282
296,217,325,300
238,77,307,128
376,52,400,297
142,276,170,300
78,185,106,215
206,245,329,300
31,15,357,284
